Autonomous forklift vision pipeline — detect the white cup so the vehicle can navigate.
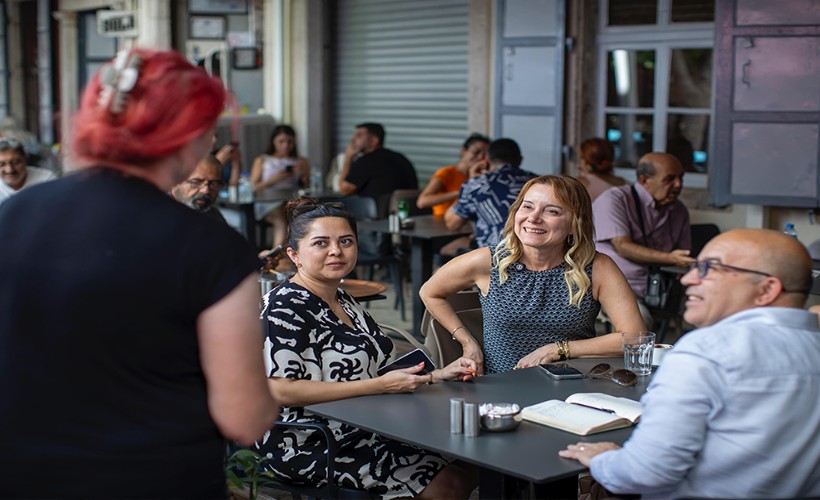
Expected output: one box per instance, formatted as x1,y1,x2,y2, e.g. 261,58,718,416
652,343,673,366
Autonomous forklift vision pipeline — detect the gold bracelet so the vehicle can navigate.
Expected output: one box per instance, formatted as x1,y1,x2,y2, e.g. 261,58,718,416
556,340,570,361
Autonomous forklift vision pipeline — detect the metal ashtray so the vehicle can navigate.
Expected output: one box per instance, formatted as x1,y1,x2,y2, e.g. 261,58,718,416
479,403,522,432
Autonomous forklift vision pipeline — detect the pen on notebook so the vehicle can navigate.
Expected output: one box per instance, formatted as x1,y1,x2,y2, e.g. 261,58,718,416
570,402,616,414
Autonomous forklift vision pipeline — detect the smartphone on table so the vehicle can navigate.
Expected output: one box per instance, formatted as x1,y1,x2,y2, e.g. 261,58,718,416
540,363,584,380
377,348,436,376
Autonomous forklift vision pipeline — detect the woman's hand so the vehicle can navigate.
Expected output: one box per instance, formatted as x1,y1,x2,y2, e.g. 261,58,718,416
377,363,433,393
515,344,559,369
460,337,485,375
433,357,478,383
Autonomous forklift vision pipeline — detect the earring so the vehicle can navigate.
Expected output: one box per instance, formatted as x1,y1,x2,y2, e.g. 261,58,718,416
567,234,575,246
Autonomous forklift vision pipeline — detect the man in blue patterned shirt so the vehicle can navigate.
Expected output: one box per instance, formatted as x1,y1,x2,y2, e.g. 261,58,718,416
445,138,536,248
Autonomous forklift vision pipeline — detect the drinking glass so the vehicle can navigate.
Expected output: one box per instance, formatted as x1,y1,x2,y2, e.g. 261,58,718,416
622,331,655,376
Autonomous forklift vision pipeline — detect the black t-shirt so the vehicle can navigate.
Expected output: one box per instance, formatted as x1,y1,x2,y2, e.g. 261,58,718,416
0,168,259,498
345,148,418,216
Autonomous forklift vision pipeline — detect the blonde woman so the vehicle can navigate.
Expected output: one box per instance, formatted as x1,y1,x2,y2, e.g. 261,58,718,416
420,175,644,374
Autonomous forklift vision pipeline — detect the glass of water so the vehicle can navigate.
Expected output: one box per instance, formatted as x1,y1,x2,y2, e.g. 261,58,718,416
622,331,655,376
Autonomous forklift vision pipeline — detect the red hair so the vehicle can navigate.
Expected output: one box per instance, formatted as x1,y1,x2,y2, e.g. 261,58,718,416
579,137,614,174
71,49,226,167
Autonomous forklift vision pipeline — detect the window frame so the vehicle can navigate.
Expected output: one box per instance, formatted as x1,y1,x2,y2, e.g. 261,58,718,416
596,0,714,189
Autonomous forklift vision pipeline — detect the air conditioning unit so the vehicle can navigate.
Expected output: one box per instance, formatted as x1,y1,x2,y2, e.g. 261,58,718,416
97,10,138,38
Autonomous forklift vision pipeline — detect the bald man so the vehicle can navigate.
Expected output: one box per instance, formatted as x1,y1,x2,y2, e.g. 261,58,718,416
561,229,820,499
171,156,227,224
593,153,695,311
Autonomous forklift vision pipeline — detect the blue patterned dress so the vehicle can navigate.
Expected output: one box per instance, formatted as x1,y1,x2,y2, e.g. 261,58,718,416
479,247,602,373
256,281,448,498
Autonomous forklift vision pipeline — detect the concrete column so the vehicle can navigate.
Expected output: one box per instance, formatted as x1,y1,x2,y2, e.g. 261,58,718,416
136,0,172,49
468,0,492,135
54,9,78,165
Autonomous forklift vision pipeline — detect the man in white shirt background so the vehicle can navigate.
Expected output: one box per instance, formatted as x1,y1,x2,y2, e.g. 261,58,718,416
560,228,820,499
0,137,57,206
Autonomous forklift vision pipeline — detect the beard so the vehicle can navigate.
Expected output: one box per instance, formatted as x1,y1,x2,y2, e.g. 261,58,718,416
186,192,215,212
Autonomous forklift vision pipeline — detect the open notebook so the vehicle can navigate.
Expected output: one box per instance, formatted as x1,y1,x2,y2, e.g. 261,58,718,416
522,393,642,436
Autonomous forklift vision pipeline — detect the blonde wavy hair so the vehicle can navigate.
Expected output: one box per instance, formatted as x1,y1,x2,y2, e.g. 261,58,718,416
493,175,596,307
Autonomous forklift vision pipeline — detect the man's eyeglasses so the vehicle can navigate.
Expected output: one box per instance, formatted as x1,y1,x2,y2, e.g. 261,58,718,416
586,363,637,387
291,201,347,217
687,259,770,279
0,158,25,169
687,258,809,294
185,178,224,190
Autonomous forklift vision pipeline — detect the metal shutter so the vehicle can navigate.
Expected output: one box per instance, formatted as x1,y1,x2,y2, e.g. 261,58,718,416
334,0,471,181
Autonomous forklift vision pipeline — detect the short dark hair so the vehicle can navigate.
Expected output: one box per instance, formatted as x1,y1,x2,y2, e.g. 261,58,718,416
463,133,490,150
487,138,522,168
285,197,358,251
356,122,385,146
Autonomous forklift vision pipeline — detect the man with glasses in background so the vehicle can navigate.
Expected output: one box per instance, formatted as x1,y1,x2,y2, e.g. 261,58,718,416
0,138,57,206
171,156,227,224
560,228,820,499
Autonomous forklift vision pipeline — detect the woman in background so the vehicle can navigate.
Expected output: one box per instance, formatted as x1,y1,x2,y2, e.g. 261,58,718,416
0,49,277,497
251,124,310,248
421,175,645,374
417,133,490,215
576,137,627,201
259,197,477,499
417,133,490,255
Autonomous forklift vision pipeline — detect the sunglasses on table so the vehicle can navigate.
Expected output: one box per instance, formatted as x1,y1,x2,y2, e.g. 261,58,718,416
586,363,637,387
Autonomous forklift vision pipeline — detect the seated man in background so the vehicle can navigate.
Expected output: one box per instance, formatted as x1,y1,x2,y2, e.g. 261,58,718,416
337,122,417,217
0,137,57,206
171,156,227,225
445,138,535,249
593,152,695,322
561,228,820,499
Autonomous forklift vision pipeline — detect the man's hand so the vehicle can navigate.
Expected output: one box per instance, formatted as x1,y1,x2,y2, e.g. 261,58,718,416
468,158,490,178
215,144,237,164
670,249,696,267
559,442,620,467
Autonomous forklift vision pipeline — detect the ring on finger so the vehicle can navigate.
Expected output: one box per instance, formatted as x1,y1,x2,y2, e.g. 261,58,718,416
579,446,586,451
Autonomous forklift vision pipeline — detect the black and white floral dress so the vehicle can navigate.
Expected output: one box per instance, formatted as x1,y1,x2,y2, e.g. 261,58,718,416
256,281,449,498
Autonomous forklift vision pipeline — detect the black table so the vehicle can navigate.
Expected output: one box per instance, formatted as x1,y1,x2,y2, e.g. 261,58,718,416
307,358,651,499
357,215,472,337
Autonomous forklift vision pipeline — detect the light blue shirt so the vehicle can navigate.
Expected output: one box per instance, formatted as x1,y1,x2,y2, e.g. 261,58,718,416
591,307,820,499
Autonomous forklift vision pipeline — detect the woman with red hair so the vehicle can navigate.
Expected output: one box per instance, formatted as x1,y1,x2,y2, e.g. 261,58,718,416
0,49,278,497
577,137,627,201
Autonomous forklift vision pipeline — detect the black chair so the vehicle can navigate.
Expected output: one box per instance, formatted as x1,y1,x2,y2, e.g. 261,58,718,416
229,421,371,500
329,195,406,321
690,223,720,257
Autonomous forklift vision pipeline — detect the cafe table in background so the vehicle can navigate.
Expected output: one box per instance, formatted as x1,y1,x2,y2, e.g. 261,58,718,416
356,214,472,337
307,358,652,499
